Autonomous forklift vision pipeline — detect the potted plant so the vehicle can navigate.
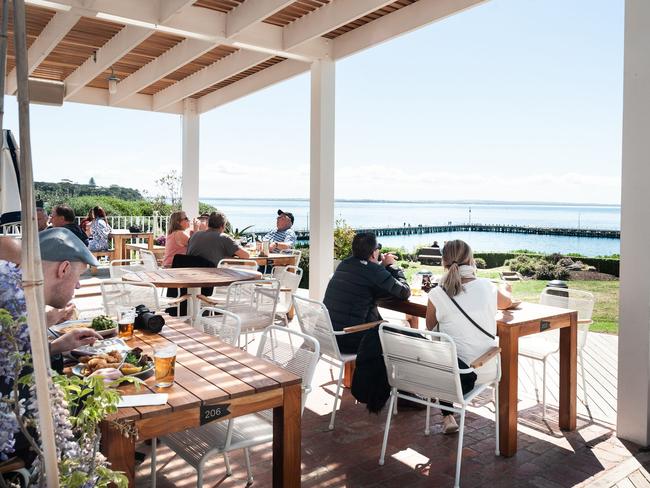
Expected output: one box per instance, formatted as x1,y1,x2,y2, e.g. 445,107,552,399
226,223,254,245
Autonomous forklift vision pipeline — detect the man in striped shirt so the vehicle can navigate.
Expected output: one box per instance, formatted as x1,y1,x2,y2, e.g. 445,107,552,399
263,209,296,251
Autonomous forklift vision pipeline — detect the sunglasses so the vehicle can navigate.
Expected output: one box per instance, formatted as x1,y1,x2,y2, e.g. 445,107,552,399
375,243,383,251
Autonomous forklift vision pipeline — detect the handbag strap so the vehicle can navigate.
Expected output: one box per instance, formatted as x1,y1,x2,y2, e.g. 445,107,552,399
443,288,496,340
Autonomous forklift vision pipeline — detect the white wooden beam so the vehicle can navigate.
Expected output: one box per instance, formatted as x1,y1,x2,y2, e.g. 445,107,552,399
283,0,394,50
5,11,81,94
153,49,270,111
333,0,487,60
197,59,307,113
109,37,213,105
67,85,184,113
618,0,650,447
181,98,200,219
226,0,294,38
64,24,151,99
308,59,335,300
159,0,195,24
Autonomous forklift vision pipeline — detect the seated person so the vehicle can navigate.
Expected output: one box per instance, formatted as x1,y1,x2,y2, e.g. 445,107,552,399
262,209,296,252
426,239,511,434
196,213,210,231
50,204,89,246
162,210,191,267
88,206,112,252
187,211,249,266
36,206,49,232
323,232,410,354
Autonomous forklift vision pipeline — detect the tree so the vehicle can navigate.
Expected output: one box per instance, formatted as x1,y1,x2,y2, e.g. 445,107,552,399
88,177,96,186
155,170,182,210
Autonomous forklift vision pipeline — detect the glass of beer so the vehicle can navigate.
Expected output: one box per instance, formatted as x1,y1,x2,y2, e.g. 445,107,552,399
117,307,135,340
154,344,177,388
410,274,423,296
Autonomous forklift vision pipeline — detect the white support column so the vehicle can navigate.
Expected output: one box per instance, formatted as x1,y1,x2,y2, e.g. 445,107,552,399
617,0,650,446
308,59,335,300
181,98,200,219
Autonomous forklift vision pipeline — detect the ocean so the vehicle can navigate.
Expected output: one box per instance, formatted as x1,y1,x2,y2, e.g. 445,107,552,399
202,199,621,257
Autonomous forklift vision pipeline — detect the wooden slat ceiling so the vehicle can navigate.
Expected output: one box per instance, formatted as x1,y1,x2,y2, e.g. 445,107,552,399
139,45,238,95
264,0,330,27
191,56,286,99
324,0,419,39
5,5,56,74
87,32,184,91
193,0,244,13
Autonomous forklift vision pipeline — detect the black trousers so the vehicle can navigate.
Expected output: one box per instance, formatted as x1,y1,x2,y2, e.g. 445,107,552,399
440,358,477,416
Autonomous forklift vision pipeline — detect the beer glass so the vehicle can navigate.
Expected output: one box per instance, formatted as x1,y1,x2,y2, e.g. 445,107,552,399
154,343,177,387
117,306,135,340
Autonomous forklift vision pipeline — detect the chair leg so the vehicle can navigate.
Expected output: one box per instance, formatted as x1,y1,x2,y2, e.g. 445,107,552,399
494,384,500,456
531,359,540,403
579,350,588,408
150,437,157,488
379,391,396,466
542,359,548,419
223,452,232,476
454,410,466,488
424,401,431,436
244,448,253,484
329,364,345,430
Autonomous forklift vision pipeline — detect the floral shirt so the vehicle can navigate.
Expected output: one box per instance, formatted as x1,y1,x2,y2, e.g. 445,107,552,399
88,218,112,251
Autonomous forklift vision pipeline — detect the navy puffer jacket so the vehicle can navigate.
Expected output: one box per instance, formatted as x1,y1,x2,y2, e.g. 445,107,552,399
323,256,410,354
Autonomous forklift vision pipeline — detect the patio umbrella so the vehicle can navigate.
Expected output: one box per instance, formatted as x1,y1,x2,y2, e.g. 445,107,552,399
0,129,21,226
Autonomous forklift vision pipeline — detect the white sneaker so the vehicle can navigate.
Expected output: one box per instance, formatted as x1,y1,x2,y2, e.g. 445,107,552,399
442,415,459,434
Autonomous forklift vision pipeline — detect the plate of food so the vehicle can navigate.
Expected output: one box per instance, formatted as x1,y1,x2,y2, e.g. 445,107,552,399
72,337,131,357
72,350,124,377
119,347,154,378
51,315,118,338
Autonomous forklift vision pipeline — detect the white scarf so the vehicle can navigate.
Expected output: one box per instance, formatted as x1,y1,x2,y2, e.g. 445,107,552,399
458,264,477,278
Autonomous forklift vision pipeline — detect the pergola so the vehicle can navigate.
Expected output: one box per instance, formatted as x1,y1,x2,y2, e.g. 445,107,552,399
4,0,650,462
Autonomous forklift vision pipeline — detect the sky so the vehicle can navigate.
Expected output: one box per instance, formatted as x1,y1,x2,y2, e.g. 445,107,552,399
3,0,624,204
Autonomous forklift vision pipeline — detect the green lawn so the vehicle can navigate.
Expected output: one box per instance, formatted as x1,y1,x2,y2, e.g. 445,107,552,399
399,262,619,334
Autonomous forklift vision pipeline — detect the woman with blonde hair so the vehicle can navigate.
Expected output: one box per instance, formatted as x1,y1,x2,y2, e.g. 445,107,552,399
426,239,512,434
162,210,191,267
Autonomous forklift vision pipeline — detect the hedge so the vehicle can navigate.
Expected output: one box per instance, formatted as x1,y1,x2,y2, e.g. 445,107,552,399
474,252,619,277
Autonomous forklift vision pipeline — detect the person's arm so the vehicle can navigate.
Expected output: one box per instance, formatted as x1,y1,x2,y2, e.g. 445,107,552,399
50,328,102,355
426,300,439,330
175,231,190,247
273,230,295,250
374,256,411,300
497,282,513,310
235,247,250,259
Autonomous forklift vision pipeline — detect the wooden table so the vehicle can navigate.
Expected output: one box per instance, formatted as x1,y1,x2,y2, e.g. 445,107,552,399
122,267,261,325
111,230,154,261
100,316,302,487
248,253,299,267
377,296,577,457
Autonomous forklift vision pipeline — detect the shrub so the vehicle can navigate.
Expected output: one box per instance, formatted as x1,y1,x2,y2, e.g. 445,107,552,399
474,257,487,269
333,219,355,260
557,257,575,268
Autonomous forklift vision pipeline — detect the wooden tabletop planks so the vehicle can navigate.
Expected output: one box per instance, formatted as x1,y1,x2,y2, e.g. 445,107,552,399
123,267,261,288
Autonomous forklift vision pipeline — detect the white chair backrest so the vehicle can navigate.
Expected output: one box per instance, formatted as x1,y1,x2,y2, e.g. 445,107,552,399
200,307,241,346
540,287,594,348
100,280,161,317
379,323,466,405
271,265,303,292
257,325,320,411
225,279,280,324
292,295,343,361
139,249,159,271
218,258,258,272
109,259,146,279
291,249,302,267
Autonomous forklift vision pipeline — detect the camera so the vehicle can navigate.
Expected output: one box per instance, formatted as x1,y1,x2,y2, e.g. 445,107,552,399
134,304,165,333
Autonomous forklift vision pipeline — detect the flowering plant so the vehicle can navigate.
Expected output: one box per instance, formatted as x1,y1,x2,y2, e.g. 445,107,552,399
154,235,166,246
0,261,129,487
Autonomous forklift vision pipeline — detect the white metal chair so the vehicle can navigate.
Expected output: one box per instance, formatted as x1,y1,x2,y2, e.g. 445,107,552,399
108,259,145,279
217,258,258,272
139,249,159,271
158,326,320,486
199,307,241,346
201,279,280,349
100,280,161,316
377,323,501,488
292,294,382,430
518,287,594,417
290,248,302,267
271,265,303,325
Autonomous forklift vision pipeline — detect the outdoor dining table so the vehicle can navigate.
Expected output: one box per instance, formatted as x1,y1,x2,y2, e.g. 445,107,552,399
122,267,261,325
247,252,299,267
100,315,302,487
110,230,154,261
377,295,577,457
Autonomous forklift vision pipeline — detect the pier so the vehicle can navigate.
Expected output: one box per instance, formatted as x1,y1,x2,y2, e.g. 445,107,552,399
253,224,620,241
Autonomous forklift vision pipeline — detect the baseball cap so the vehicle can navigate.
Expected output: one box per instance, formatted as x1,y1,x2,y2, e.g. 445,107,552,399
39,227,99,266
277,209,294,225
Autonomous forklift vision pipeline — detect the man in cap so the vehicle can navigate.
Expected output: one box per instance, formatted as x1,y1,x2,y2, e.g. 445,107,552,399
262,209,296,251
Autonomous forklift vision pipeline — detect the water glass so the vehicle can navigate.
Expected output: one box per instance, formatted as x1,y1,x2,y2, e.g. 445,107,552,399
154,344,177,388
117,306,136,340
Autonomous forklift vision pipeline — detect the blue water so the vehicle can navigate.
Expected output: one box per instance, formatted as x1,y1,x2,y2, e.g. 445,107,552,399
203,198,621,257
